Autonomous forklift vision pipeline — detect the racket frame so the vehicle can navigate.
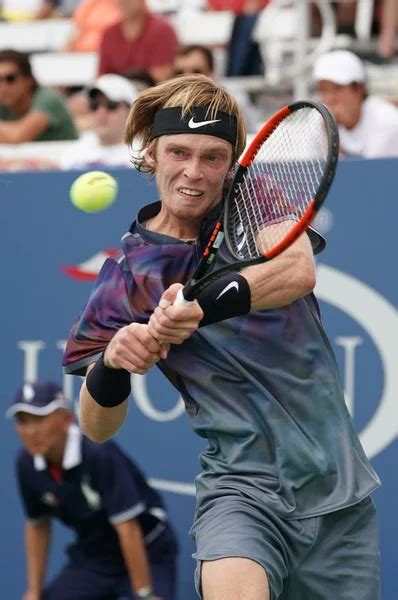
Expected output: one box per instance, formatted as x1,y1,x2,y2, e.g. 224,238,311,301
183,100,339,302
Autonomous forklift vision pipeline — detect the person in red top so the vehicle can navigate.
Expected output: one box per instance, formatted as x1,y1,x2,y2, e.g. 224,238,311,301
208,0,270,77
207,0,268,12
98,0,179,84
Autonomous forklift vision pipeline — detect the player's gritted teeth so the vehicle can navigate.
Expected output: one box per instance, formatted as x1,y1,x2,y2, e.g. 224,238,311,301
178,188,203,197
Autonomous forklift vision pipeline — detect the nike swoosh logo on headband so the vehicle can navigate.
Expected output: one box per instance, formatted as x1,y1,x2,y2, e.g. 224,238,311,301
188,117,222,129
216,281,239,300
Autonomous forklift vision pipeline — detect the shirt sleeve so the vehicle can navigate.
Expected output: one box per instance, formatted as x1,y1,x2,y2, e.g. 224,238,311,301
31,88,62,127
92,442,145,525
62,256,134,375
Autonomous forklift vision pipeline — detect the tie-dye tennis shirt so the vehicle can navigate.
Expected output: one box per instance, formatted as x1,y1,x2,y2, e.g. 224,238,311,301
63,201,380,518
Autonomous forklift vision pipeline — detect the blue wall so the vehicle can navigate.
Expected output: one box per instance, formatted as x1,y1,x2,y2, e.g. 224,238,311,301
0,161,396,598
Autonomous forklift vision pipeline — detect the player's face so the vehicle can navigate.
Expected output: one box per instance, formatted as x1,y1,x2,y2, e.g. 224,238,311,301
150,133,233,223
0,61,32,108
316,80,363,129
15,410,71,457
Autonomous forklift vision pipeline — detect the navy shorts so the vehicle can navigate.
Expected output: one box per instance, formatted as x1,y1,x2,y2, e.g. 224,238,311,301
191,495,380,600
43,527,177,600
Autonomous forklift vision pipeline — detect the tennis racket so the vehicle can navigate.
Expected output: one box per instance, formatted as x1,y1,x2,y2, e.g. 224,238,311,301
176,100,339,305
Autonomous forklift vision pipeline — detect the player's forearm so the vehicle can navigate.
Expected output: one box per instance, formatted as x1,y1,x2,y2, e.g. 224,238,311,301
115,519,154,595
79,381,129,443
242,234,316,310
25,520,51,593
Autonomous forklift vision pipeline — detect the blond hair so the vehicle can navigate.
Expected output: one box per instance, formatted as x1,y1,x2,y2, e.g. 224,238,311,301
125,74,246,173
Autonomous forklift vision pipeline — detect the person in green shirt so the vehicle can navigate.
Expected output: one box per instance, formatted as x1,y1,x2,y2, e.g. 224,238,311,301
0,49,78,143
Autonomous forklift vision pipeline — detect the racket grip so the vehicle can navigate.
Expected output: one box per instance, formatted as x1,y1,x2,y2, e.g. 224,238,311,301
173,288,195,307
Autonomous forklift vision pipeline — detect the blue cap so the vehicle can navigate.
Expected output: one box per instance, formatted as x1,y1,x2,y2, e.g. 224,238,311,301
5,381,71,419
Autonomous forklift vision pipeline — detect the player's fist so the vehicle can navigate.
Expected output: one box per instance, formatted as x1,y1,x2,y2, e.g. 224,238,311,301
104,323,169,373
148,284,204,344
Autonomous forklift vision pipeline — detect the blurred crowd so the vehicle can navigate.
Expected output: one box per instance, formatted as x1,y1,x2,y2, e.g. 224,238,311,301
0,0,397,170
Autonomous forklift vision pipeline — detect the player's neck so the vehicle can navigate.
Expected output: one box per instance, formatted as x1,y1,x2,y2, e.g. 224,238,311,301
146,212,198,242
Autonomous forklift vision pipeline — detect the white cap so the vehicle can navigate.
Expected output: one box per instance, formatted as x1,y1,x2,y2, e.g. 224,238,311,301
313,50,366,85
87,74,139,106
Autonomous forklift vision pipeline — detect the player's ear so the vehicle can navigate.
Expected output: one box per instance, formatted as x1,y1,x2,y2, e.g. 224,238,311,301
142,147,156,168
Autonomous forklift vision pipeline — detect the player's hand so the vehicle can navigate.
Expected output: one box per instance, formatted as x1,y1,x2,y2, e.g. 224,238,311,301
148,283,204,344
103,323,170,374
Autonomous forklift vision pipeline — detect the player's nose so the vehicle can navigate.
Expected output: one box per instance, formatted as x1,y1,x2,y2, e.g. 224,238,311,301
183,157,203,180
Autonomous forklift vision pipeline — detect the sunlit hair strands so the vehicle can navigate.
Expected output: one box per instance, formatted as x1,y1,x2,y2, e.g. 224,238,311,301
125,74,247,173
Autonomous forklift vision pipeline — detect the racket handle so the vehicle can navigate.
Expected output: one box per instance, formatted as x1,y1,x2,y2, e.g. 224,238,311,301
174,288,195,307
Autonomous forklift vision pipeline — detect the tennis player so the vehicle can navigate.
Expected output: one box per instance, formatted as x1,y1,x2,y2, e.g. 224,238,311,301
7,380,177,600
63,74,381,600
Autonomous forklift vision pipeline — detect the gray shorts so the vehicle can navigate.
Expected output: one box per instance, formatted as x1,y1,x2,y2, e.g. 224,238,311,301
191,495,380,600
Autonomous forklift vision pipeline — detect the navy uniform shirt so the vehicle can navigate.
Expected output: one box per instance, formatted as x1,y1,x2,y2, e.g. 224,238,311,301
63,202,380,519
17,424,175,571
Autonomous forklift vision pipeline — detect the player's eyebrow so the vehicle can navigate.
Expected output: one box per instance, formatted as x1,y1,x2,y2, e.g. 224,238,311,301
165,140,230,156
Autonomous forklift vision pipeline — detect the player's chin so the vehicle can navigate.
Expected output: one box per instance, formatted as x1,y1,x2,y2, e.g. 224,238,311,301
179,195,218,214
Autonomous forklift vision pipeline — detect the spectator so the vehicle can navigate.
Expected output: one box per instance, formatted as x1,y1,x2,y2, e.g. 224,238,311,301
98,0,179,83
60,74,139,169
6,380,178,600
64,0,121,53
376,0,398,60
2,0,60,20
173,44,260,132
332,1,397,62
0,50,78,143
208,0,270,77
313,49,398,158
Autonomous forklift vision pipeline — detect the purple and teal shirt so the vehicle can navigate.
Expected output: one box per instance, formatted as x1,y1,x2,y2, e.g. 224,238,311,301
63,201,380,519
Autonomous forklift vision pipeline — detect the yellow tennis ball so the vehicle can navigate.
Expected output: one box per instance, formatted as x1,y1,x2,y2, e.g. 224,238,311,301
70,171,118,213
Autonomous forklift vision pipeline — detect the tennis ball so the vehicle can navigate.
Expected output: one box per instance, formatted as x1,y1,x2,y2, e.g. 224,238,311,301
70,171,118,213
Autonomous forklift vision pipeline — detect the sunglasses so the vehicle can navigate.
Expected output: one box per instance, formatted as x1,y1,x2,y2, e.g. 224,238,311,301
0,72,21,84
89,97,122,111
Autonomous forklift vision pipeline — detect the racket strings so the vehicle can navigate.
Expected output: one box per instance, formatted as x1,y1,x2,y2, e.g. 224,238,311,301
230,107,329,259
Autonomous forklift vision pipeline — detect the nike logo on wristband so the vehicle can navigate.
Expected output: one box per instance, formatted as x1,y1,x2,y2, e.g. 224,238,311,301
188,117,222,129
216,281,239,300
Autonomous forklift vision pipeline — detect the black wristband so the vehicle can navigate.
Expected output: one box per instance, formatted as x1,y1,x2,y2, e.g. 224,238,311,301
86,352,131,408
197,272,251,327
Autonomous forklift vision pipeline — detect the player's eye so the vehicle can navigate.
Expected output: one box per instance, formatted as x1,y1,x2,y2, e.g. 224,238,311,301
169,148,187,158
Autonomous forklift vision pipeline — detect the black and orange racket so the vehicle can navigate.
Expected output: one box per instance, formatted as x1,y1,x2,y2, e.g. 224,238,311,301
176,100,339,304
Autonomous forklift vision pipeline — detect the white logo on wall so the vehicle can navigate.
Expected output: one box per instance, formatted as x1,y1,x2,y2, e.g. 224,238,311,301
315,264,398,459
